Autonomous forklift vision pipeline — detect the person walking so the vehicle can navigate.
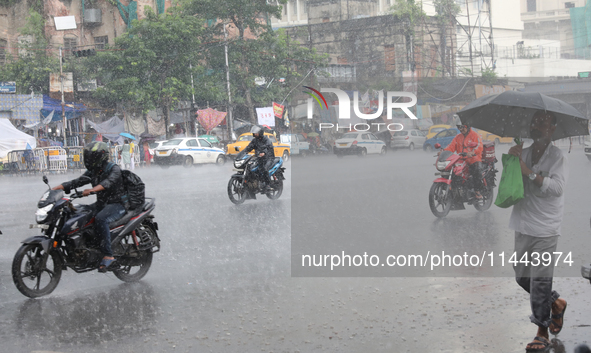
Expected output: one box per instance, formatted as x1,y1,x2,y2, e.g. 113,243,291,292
120,139,131,170
508,110,568,352
143,142,152,167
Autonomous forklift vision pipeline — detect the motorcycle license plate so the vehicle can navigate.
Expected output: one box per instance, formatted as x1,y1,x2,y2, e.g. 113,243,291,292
339,143,347,146
158,151,167,155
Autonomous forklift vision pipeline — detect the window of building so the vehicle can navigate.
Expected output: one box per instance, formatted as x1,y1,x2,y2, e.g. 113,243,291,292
337,56,348,65
64,36,78,51
301,0,307,13
94,36,108,50
292,0,298,16
527,0,536,12
384,45,396,71
565,2,575,8
0,39,7,64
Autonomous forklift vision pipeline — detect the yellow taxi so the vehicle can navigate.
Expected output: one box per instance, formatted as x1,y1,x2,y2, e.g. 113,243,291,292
426,124,451,139
226,132,291,161
474,129,513,145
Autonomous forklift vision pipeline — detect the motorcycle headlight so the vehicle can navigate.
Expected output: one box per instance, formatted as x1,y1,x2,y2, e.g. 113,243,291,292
436,160,451,171
234,159,246,168
35,204,53,223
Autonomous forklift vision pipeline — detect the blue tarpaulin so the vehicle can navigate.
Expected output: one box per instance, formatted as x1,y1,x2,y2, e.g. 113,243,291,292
41,95,87,121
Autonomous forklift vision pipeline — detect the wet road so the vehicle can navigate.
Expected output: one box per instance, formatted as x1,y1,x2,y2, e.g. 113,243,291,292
0,146,590,352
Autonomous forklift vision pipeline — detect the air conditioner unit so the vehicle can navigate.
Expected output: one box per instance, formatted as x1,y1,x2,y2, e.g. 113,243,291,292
85,9,102,24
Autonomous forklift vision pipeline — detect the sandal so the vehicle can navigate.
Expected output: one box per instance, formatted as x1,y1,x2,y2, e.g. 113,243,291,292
549,300,567,335
98,258,116,273
526,336,551,353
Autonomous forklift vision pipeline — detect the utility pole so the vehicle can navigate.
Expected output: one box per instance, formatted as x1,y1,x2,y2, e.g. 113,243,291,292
190,62,197,137
224,22,234,142
465,0,474,76
59,47,67,147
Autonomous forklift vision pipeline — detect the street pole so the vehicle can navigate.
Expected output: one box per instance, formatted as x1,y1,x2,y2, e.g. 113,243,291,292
224,22,234,142
189,62,197,137
59,47,67,147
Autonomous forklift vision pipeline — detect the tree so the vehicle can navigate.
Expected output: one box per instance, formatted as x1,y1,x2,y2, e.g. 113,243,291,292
0,9,59,95
183,0,327,124
80,7,206,137
390,0,426,73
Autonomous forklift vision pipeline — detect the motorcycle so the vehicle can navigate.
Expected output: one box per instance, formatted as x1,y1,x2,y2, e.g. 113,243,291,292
428,141,498,218
227,154,286,204
12,176,160,298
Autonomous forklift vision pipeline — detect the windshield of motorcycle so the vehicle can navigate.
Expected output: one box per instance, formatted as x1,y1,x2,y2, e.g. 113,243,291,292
437,150,453,163
37,189,64,208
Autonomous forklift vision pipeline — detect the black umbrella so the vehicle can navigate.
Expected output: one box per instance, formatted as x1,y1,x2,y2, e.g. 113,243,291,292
457,91,589,141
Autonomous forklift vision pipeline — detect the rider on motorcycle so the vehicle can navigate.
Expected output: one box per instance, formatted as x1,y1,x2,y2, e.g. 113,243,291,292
236,125,275,192
52,141,126,272
441,122,484,199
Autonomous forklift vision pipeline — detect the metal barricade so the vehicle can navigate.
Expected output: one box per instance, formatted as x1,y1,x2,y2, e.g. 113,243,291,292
43,147,68,173
33,148,48,172
66,147,85,172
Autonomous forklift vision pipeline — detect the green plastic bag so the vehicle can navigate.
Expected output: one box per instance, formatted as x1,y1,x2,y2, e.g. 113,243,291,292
494,154,525,208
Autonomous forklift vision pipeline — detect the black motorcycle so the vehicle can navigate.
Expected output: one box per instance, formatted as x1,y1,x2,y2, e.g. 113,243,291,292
12,176,160,298
227,155,286,204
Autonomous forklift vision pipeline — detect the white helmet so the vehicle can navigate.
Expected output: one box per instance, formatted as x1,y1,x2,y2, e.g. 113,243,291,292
250,125,263,136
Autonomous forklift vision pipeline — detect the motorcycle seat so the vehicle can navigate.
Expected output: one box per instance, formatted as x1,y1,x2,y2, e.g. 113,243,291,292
108,198,154,229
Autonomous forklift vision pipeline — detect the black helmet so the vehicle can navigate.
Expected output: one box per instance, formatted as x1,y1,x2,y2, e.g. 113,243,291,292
83,141,110,171
250,125,263,138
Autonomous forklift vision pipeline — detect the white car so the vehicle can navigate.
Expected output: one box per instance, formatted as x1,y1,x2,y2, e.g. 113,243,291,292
280,133,310,156
333,132,386,158
153,137,226,168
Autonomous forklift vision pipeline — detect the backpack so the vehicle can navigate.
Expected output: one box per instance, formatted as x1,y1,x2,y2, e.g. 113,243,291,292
106,163,145,210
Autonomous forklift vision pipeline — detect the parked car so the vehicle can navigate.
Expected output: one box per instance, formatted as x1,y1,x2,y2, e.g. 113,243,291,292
334,132,386,157
226,132,291,161
426,124,451,139
473,128,513,145
390,129,426,150
585,142,591,160
153,137,226,168
148,140,166,156
280,133,310,156
423,128,460,151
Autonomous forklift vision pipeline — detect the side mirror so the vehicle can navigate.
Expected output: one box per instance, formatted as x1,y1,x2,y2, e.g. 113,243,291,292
434,143,441,149
234,146,240,152
42,175,48,185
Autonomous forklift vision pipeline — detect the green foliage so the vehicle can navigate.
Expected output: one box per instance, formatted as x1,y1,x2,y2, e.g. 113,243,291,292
0,9,58,94
481,67,497,84
0,0,20,7
433,0,460,25
81,7,206,111
390,0,426,32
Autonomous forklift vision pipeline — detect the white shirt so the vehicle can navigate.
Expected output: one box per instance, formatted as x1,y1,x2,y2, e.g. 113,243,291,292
509,144,568,237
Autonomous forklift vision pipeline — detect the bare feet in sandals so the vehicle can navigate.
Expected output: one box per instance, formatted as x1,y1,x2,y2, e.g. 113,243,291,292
549,298,567,335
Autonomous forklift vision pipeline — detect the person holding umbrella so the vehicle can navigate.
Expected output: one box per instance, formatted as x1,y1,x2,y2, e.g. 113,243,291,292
508,110,568,352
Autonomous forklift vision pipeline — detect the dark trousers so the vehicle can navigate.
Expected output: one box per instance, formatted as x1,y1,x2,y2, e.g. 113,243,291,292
94,203,126,257
469,162,484,192
257,158,273,186
514,232,560,328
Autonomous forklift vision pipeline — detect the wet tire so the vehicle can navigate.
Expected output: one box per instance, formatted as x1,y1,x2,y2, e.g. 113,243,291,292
227,177,245,205
12,243,62,298
112,231,153,282
429,183,452,218
183,156,193,168
474,187,494,212
424,144,433,152
409,143,415,151
216,155,225,166
358,148,367,157
282,151,289,162
380,146,386,155
266,179,283,200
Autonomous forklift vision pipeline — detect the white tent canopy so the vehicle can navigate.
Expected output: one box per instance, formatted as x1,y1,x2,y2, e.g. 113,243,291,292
0,118,36,158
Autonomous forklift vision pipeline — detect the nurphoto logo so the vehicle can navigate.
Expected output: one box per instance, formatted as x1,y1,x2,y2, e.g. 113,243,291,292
304,87,417,131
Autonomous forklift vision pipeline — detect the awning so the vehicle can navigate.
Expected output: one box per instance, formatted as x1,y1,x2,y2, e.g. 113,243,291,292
41,95,87,121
